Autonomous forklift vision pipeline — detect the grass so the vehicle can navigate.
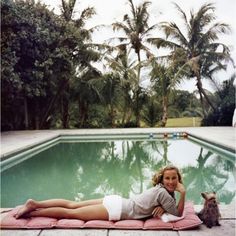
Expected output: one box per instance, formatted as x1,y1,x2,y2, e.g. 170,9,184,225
166,117,202,127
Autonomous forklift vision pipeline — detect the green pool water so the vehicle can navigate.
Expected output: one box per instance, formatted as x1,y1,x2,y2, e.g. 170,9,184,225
1,136,235,207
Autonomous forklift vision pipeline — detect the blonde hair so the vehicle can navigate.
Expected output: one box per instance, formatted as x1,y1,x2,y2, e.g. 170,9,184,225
152,165,183,186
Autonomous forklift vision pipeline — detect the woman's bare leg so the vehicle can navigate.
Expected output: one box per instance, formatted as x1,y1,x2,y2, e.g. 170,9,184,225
15,198,103,219
28,204,109,220
28,198,103,208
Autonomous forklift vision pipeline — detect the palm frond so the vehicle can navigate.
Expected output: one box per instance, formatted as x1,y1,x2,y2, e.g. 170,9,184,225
189,3,215,40
138,1,151,24
163,22,188,47
112,22,131,35
107,37,129,45
123,14,135,32
141,23,159,38
88,24,107,35
174,61,192,81
75,7,96,28
86,43,113,54
148,37,181,50
128,0,136,18
196,23,231,48
195,3,216,28
172,3,189,26
204,50,231,64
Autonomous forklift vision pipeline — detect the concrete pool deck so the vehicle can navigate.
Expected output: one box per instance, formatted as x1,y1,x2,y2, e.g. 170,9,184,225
1,127,235,158
0,127,236,235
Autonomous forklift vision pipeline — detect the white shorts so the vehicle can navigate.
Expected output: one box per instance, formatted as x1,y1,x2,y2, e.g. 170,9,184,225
102,195,122,221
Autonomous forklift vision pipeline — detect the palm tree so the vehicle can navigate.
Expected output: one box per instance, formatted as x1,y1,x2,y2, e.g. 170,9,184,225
71,67,102,128
101,73,122,127
40,0,98,128
61,0,95,27
150,62,177,126
112,0,157,126
61,0,97,128
104,46,137,126
141,96,161,127
149,3,232,116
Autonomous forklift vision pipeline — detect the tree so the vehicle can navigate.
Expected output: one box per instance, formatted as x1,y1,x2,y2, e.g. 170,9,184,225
61,0,97,128
104,45,137,126
100,73,122,127
39,0,99,128
150,62,176,127
1,0,63,130
202,74,235,126
112,0,157,126
1,0,101,130
71,67,102,128
171,90,202,117
141,96,161,127
149,3,232,116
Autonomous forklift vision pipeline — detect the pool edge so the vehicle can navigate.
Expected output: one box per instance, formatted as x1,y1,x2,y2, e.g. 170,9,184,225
1,127,235,160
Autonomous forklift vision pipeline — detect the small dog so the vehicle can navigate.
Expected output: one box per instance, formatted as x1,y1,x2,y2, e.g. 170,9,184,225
197,192,221,228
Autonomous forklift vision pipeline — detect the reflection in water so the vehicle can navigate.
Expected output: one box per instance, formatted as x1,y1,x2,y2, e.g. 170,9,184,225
182,148,235,204
1,138,235,207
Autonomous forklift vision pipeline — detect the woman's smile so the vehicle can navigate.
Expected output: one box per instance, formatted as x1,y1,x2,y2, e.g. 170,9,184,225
162,170,179,192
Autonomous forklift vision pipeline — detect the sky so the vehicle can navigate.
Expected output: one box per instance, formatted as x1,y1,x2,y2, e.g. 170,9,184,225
39,0,236,92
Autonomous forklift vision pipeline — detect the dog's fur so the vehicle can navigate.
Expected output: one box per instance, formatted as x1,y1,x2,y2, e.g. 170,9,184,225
197,192,221,228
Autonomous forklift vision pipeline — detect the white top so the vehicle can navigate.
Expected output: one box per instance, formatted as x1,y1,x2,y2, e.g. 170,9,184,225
120,184,179,219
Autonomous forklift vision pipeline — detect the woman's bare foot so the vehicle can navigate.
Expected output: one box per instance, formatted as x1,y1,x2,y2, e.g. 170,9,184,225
15,199,37,219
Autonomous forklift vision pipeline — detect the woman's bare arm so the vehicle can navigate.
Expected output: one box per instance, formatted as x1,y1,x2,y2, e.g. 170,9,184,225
175,182,186,216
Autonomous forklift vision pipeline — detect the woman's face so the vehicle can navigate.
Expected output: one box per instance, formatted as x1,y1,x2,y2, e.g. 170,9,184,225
162,169,179,192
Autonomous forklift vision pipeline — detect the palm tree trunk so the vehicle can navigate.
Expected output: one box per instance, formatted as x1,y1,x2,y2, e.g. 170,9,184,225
196,72,216,113
122,92,131,126
78,99,89,128
135,51,142,127
121,105,128,126
111,104,116,128
161,96,168,127
196,84,206,118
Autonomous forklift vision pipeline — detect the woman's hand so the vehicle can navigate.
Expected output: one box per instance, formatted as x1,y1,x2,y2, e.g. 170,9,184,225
152,206,165,218
175,181,186,216
175,182,186,194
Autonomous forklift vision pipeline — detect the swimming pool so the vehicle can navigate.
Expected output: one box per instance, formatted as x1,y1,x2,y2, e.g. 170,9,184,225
1,134,235,208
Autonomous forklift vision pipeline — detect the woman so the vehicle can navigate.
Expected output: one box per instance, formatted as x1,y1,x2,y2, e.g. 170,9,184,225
15,165,186,221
